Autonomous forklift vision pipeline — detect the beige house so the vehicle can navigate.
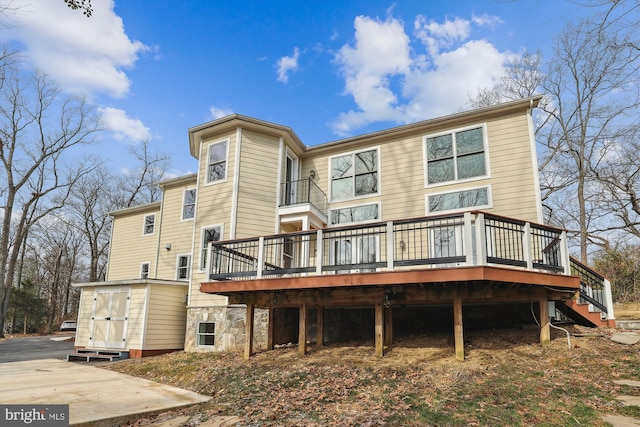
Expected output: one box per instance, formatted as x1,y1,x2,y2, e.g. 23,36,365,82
73,96,615,360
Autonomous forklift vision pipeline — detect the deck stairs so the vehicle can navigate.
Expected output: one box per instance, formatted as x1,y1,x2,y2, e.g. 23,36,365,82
558,299,609,328
67,349,130,362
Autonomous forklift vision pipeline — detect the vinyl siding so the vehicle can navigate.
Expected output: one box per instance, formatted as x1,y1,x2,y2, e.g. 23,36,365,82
123,285,147,349
143,283,187,349
235,129,280,237
107,207,160,281
156,180,197,280
75,286,96,347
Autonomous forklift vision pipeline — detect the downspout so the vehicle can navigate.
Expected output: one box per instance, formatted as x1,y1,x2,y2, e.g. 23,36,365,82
187,138,203,308
275,137,284,233
230,127,242,239
154,190,166,278
527,99,544,223
105,214,115,280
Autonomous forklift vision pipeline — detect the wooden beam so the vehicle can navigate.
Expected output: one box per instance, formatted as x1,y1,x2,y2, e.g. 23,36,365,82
539,299,550,347
316,306,324,347
375,302,384,357
384,305,393,346
453,295,464,361
244,303,255,360
267,307,275,350
298,303,307,356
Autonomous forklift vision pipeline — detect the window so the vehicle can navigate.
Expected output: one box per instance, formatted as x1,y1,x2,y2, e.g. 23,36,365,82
143,214,155,235
182,189,196,220
140,262,150,279
201,226,222,269
331,204,379,225
331,148,378,201
427,187,491,214
197,322,215,346
206,140,228,183
176,254,191,280
425,126,487,185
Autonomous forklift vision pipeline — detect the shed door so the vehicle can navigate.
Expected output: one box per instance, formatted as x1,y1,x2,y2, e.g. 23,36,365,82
91,288,130,349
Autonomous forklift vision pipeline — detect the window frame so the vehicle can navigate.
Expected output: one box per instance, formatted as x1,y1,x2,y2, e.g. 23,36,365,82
140,262,150,279
205,139,229,185
425,185,493,215
423,124,490,188
199,224,224,271
142,213,156,236
176,254,191,281
181,188,196,221
329,147,381,202
196,322,216,347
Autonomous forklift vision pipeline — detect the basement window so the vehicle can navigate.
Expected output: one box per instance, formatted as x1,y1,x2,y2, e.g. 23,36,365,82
197,322,215,346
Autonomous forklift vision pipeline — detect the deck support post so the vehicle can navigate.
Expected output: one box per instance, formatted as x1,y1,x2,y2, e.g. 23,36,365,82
244,303,255,360
453,294,464,361
384,305,393,346
267,307,275,350
539,299,550,347
298,303,308,356
375,302,384,357
316,306,324,347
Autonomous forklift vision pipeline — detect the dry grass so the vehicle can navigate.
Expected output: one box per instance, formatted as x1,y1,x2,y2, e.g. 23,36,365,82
106,316,640,427
615,302,640,319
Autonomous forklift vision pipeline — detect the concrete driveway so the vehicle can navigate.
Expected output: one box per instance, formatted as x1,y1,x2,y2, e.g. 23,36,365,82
0,333,75,363
0,359,210,426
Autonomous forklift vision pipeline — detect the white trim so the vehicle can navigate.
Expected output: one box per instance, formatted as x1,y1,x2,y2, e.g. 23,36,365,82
204,138,230,185
198,224,224,272
230,128,242,238
425,185,493,215
275,137,284,233
329,201,382,226
142,213,156,236
140,285,151,349
423,123,491,189
187,143,202,307
527,108,544,223
328,146,381,202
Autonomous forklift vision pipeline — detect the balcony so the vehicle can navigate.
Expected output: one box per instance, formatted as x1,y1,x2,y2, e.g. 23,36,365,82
278,178,328,229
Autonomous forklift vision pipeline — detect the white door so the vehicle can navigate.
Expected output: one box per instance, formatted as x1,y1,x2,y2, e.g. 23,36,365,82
284,153,299,205
333,235,378,272
90,288,130,349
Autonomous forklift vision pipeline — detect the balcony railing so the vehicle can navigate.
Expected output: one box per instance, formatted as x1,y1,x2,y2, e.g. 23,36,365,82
279,178,328,216
208,211,572,281
570,257,610,313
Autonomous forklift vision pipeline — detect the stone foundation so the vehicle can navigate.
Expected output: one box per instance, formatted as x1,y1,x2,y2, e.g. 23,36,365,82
185,305,268,352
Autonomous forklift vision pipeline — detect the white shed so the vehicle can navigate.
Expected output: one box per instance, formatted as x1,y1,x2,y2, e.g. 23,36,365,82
72,279,188,358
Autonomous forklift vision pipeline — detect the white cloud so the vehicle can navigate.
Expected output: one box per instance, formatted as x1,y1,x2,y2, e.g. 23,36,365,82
472,12,504,28
331,14,510,135
98,107,151,142
5,0,149,98
210,106,234,120
276,47,300,83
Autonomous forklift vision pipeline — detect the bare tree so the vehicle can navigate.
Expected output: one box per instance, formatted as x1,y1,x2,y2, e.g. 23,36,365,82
0,56,102,336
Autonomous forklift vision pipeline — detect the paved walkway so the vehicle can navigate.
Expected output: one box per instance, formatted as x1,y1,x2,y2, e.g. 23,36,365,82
0,359,210,426
602,379,640,427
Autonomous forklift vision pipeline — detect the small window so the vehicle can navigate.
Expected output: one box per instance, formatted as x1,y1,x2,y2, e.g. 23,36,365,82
197,322,215,346
201,226,222,269
140,262,150,279
182,189,196,220
143,214,155,235
427,187,491,214
207,140,228,183
425,126,487,185
176,254,191,280
331,148,378,201
331,204,380,225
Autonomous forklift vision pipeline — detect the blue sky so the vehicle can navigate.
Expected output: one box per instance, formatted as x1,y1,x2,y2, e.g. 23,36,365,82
4,0,595,176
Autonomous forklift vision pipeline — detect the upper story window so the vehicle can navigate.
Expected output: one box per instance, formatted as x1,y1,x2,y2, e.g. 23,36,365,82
143,214,155,236
206,140,228,184
331,203,380,225
176,254,191,280
200,226,222,270
427,186,491,214
182,189,196,220
330,148,378,201
425,126,488,186
140,262,150,279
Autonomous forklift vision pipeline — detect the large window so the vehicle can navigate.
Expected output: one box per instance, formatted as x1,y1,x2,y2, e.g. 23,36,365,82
206,140,228,183
200,226,222,270
330,203,379,225
143,214,155,235
176,254,191,280
197,322,215,346
425,126,487,185
331,148,378,201
427,187,491,214
182,189,196,220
